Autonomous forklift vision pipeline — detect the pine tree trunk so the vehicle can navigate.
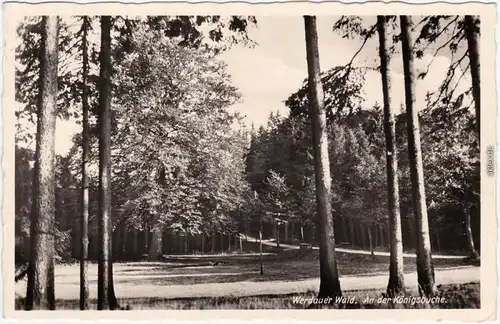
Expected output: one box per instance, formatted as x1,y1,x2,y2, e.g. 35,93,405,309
464,15,481,139
79,15,91,311
400,15,436,297
304,16,342,299
377,15,405,296
25,16,59,311
97,16,118,310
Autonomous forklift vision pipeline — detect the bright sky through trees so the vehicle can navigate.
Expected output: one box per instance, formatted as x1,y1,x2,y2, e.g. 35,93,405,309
15,16,469,156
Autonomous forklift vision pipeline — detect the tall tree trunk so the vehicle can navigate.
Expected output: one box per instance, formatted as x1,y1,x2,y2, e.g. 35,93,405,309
211,230,215,253
228,234,231,252
291,222,295,241
276,222,280,248
25,16,59,311
377,224,382,247
400,15,436,297
284,222,288,244
434,229,441,252
349,219,355,247
368,224,374,255
464,15,480,139
360,223,367,249
341,217,348,243
97,16,118,310
201,234,206,253
144,223,149,254
377,15,405,296
132,229,138,258
220,233,224,252
239,234,243,253
259,221,264,275
464,184,478,258
148,225,163,261
300,224,305,242
121,227,128,259
304,16,342,299
79,15,90,311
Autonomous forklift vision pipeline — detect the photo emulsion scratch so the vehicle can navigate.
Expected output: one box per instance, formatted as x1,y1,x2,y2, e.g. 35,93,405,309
2,2,497,322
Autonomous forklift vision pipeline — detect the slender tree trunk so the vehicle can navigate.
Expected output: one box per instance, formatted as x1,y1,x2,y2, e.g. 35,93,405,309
220,233,224,252
377,15,405,296
400,15,436,297
148,225,162,261
341,217,348,243
144,223,149,254
97,16,118,310
378,223,384,248
79,15,91,311
368,224,374,255
304,16,342,299
284,222,288,244
291,222,295,241
239,234,243,253
300,224,305,242
276,222,280,248
464,15,480,139
349,219,355,247
360,223,367,249
228,234,231,252
201,234,206,253
259,221,264,275
211,230,215,253
25,16,59,311
114,227,121,260
434,229,441,252
464,185,478,258
132,229,138,258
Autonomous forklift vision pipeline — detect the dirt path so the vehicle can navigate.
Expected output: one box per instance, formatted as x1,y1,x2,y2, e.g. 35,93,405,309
15,263,479,301
243,234,468,259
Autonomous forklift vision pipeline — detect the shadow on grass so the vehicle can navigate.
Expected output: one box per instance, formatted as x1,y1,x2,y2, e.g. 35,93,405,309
15,283,479,310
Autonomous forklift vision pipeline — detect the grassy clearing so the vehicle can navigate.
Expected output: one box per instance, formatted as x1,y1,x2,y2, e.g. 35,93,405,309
15,282,479,310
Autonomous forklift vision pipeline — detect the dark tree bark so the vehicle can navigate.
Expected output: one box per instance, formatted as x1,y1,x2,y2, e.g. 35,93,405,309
377,15,405,296
97,16,118,310
25,16,59,311
349,219,355,247
304,15,342,299
300,224,305,242
400,15,436,297
79,15,91,311
464,15,480,139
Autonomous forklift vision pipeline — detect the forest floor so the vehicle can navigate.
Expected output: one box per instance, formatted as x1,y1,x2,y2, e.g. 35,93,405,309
15,244,480,309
